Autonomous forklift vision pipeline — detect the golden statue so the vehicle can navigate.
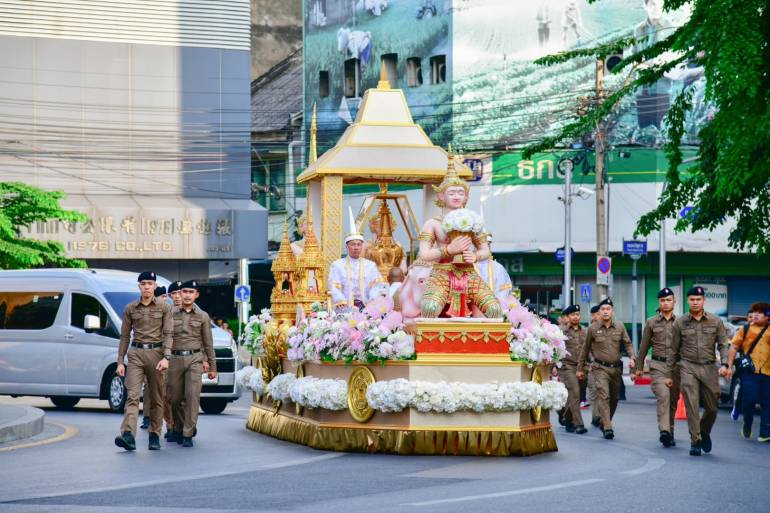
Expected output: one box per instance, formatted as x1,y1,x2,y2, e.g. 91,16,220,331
270,221,299,324
417,153,502,318
363,197,406,279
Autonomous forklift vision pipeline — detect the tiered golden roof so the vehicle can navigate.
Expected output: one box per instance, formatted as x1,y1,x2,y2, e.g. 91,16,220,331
295,201,327,310
270,221,299,323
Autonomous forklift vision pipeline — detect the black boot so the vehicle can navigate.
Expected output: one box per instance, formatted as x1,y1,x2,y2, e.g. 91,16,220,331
565,422,576,433
114,431,136,451
182,436,194,447
591,416,601,428
164,431,173,441
148,433,161,450
701,433,712,453
603,428,615,440
690,441,702,456
659,431,673,448
575,426,588,435
140,416,150,430
175,431,184,445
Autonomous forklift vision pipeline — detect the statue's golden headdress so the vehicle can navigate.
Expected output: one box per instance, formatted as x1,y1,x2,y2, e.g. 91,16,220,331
433,151,469,208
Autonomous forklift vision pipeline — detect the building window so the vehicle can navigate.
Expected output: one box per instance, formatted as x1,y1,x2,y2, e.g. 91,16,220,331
319,71,330,98
344,58,360,98
251,158,286,212
381,53,398,88
406,57,422,87
429,55,446,84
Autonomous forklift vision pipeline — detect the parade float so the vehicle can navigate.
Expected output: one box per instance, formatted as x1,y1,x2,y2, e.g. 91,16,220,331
237,68,568,456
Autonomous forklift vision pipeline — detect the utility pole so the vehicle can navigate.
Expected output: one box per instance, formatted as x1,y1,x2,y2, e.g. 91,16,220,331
561,159,574,307
594,57,608,299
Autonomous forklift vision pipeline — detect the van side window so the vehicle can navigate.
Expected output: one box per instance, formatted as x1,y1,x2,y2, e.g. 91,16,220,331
0,292,63,329
71,293,119,339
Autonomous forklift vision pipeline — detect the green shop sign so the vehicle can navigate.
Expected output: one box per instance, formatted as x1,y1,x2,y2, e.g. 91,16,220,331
491,148,698,186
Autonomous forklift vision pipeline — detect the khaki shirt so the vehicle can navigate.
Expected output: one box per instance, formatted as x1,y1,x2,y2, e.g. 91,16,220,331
671,311,728,365
562,324,586,367
172,304,216,370
578,320,635,373
636,313,676,371
118,296,173,362
731,323,770,376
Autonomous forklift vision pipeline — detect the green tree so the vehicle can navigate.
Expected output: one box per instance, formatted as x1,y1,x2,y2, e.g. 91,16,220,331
524,0,770,253
0,182,88,269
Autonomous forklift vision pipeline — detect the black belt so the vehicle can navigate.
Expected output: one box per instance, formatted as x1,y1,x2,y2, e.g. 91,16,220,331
593,358,622,368
131,342,161,349
171,349,201,356
651,355,668,363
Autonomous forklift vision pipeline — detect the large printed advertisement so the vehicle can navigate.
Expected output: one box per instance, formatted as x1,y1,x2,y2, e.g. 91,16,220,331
304,0,707,180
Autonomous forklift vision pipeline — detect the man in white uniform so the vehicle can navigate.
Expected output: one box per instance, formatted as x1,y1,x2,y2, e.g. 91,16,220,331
473,234,513,304
328,208,385,311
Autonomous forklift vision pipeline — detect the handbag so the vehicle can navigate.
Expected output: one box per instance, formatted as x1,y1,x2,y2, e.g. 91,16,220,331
737,324,769,375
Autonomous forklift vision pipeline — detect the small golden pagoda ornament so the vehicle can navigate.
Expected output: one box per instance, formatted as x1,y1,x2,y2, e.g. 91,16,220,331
295,201,327,313
269,220,299,324
364,189,405,279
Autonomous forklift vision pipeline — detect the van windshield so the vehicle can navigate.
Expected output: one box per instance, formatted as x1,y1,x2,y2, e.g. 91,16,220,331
103,292,140,319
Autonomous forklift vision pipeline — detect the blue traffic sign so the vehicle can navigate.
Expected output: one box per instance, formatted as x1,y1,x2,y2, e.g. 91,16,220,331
555,247,575,264
234,284,251,303
623,240,647,256
680,206,694,219
580,283,592,302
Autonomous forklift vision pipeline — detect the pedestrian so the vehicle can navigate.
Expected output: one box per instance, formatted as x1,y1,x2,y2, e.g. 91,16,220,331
731,308,757,421
169,281,183,308
558,305,588,434
724,302,770,442
160,280,184,440
168,280,216,447
222,322,233,337
140,285,170,431
114,272,173,451
671,286,730,456
577,298,636,439
583,304,601,414
634,287,679,447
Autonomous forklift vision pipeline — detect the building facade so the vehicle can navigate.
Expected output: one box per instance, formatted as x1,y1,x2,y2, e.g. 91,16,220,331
298,0,770,326
0,0,267,285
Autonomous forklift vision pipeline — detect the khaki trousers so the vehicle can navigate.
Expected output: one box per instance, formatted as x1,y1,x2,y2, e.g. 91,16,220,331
591,364,622,430
120,347,164,435
649,361,679,434
679,360,720,443
169,352,204,438
142,374,174,430
559,364,585,427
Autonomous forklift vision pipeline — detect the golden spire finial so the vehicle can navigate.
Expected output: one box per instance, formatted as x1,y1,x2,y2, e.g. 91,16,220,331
309,103,318,164
377,60,391,90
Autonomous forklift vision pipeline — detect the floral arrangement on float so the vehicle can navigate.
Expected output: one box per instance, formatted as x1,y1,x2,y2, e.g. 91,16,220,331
241,308,273,356
500,295,569,367
286,298,415,365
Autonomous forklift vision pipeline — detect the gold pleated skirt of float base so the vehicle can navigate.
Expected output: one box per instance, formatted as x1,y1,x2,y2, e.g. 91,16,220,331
245,321,558,457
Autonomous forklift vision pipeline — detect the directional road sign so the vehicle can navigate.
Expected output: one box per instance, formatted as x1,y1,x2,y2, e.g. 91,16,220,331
234,284,251,303
580,283,592,303
596,256,612,286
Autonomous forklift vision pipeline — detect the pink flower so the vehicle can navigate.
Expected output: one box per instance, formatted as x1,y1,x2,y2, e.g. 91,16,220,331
365,296,393,319
379,311,403,332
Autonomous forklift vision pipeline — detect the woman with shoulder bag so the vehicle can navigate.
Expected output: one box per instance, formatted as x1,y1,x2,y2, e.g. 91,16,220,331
724,302,770,442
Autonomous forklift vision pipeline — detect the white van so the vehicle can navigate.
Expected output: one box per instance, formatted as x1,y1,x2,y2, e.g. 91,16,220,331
0,268,241,413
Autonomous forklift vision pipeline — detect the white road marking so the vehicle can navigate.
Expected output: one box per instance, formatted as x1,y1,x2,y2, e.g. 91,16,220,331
621,457,665,475
2,452,343,503
403,478,605,507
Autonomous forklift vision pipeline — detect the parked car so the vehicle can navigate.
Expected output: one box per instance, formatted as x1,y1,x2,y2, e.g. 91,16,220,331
0,268,241,413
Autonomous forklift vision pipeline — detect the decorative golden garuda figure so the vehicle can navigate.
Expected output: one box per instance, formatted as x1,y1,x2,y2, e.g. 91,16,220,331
363,198,406,279
418,154,503,318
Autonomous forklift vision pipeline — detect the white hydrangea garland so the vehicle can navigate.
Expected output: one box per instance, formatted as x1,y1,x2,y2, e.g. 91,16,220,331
235,366,265,394
366,379,568,413
264,373,348,410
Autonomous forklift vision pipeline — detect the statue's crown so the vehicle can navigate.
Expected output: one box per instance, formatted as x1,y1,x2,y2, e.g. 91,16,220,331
433,152,469,195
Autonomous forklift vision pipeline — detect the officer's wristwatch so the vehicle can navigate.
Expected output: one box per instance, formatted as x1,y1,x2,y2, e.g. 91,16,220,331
164,355,171,361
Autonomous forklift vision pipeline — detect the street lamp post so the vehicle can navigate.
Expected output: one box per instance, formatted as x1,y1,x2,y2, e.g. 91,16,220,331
560,159,574,307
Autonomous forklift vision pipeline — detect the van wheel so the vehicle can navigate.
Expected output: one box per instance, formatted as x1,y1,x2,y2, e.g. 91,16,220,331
200,398,228,414
51,396,80,410
108,374,127,412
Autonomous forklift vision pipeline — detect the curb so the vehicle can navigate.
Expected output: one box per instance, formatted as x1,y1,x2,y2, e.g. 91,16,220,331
0,405,45,443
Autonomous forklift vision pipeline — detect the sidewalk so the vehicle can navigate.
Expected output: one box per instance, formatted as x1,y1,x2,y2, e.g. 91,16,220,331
0,404,44,443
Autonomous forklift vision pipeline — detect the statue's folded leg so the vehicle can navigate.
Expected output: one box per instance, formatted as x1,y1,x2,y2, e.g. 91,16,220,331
420,268,450,318
469,273,503,318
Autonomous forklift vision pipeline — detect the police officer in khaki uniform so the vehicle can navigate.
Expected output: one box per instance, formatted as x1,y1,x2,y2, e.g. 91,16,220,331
671,286,729,456
577,298,635,439
168,280,216,447
559,305,588,434
168,280,183,308
115,272,173,451
635,287,679,447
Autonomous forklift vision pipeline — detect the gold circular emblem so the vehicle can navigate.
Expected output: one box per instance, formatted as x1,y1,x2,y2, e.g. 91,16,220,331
530,366,543,423
347,367,376,423
295,364,305,416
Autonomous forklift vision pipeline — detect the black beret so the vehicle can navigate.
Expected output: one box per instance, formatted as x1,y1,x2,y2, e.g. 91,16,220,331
167,281,183,294
687,286,705,297
153,286,167,297
657,287,675,299
598,297,614,307
180,279,199,291
590,305,600,314
563,305,580,315
137,271,156,282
